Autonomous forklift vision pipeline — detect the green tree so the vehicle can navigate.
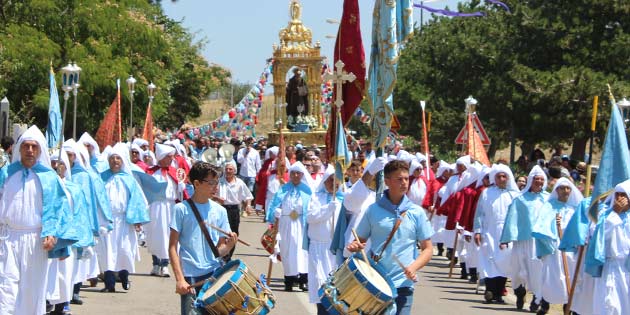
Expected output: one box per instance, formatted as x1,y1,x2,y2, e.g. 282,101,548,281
0,0,229,137
395,0,630,160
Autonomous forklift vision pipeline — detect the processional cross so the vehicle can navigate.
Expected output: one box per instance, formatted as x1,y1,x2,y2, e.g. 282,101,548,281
323,60,357,111
274,102,288,130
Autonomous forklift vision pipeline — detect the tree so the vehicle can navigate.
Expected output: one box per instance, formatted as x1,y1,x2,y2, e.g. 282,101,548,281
395,0,630,160
0,1,229,137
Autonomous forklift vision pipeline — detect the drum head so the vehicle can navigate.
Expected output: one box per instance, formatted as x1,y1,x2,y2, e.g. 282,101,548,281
353,258,393,297
200,259,245,301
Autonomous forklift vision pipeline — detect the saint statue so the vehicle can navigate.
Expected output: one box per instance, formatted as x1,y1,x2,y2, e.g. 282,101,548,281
286,67,309,123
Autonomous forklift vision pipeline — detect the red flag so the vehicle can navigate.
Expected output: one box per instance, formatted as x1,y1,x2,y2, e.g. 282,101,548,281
95,82,122,149
142,102,154,152
326,0,365,158
466,113,491,166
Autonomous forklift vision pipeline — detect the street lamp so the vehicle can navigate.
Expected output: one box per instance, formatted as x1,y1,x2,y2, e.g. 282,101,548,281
617,97,630,125
59,62,75,144
147,82,156,103
71,62,81,139
0,97,9,139
126,75,137,141
465,95,478,113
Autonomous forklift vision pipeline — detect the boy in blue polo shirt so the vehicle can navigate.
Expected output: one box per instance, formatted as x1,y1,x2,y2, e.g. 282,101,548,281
168,162,238,315
348,159,434,315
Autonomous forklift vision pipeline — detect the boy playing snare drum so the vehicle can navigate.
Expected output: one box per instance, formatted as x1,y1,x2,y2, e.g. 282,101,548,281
168,162,238,315
347,160,434,315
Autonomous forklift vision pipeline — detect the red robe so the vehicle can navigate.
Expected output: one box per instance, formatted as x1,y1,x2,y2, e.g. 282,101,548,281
146,165,190,201
254,159,273,209
134,160,149,172
174,155,190,176
423,177,446,209
459,185,486,232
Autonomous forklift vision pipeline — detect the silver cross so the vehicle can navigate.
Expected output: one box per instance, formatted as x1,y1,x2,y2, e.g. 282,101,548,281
323,60,356,110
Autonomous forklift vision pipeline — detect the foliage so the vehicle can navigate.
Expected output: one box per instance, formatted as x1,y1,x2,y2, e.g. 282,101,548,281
0,0,229,137
395,0,630,160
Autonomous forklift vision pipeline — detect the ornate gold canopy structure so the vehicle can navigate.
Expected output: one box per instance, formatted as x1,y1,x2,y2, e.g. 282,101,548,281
271,0,325,137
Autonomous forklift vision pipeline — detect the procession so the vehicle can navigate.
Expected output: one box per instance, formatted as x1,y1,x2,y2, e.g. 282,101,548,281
0,1,629,315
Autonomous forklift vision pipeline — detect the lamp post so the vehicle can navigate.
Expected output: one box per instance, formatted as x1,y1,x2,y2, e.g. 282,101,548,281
618,97,630,126
147,82,156,104
0,97,9,139
71,62,81,139
59,62,75,145
126,75,137,142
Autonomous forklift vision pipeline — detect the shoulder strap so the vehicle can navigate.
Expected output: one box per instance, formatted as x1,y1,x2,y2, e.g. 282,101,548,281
186,199,221,258
376,211,408,262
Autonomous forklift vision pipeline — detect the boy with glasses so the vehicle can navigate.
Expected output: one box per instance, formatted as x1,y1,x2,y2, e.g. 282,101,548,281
169,162,237,315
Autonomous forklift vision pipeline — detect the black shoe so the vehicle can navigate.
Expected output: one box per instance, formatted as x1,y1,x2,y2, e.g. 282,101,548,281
530,301,540,312
515,285,526,310
495,297,506,304
122,280,131,290
284,283,293,292
299,283,308,292
70,294,83,305
536,311,547,315
46,301,54,313
483,290,493,303
100,287,115,293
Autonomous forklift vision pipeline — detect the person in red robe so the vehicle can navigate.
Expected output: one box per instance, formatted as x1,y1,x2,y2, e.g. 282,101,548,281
254,147,279,216
423,161,453,256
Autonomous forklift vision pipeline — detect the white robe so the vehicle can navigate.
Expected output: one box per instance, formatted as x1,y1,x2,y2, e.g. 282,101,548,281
265,174,282,212
96,176,139,272
342,179,374,258
592,211,630,315
539,206,576,304
145,171,177,260
433,185,455,245
407,178,427,206
273,189,308,276
474,186,516,278
0,171,50,315
306,190,340,303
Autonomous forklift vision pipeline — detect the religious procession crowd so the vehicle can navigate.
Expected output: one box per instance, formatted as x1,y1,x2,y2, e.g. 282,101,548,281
0,122,628,315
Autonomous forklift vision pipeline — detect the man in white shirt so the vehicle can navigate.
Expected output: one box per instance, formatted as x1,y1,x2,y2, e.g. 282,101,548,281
217,161,253,261
236,137,261,193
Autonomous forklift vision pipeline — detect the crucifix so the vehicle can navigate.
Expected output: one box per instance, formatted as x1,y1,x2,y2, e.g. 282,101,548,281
323,60,356,111
274,102,288,131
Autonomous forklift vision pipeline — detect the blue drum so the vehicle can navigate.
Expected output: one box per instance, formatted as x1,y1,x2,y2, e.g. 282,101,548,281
195,259,276,315
319,254,397,315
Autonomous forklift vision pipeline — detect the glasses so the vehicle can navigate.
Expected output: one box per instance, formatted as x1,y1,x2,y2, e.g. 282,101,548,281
199,179,219,186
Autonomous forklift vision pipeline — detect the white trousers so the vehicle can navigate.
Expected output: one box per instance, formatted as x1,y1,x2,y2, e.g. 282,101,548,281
0,229,50,315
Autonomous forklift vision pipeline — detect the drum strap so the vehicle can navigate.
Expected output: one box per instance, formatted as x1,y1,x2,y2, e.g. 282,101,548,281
187,199,221,258
375,211,407,263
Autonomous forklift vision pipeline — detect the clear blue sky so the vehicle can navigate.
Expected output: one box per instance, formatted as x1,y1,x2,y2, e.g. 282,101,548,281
161,0,462,84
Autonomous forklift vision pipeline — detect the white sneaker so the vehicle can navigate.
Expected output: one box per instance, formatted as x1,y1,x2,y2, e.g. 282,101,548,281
150,265,160,276
160,266,170,277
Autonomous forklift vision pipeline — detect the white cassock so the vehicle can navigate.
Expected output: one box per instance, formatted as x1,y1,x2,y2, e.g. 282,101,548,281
407,178,427,206
342,179,375,258
592,211,630,315
46,183,78,305
538,204,576,304
145,171,177,260
432,185,452,244
274,189,309,276
306,190,341,303
473,186,516,278
265,174,282,212
97,176,139,272
0,171,50,315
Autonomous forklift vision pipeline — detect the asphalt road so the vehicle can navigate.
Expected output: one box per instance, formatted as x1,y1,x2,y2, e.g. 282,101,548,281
72,214,560,314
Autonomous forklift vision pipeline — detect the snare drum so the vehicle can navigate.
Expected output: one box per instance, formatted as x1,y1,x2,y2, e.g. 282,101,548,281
196,259,276,315
319,254,396,315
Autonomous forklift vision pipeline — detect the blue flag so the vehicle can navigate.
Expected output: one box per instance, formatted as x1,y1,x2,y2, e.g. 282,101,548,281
46,67,62,148
334,111,352,183
589,101,630,220
368,0,413,149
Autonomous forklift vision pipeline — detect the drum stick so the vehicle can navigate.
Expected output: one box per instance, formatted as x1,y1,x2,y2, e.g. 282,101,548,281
208,224,251,246
394,255,418,283
190,278,210,288
351,229,369,264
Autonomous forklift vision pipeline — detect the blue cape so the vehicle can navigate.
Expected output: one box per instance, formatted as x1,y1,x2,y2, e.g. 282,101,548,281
65,180,95,248
101,170,150,225
559,197,592,252
265,181,312,250
501,191,548,243
71,165,113,234
532,199,571,258
7,161,78,258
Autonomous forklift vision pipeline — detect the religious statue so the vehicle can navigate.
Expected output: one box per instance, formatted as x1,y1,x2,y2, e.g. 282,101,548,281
286,67,308,125
290,0,301,21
